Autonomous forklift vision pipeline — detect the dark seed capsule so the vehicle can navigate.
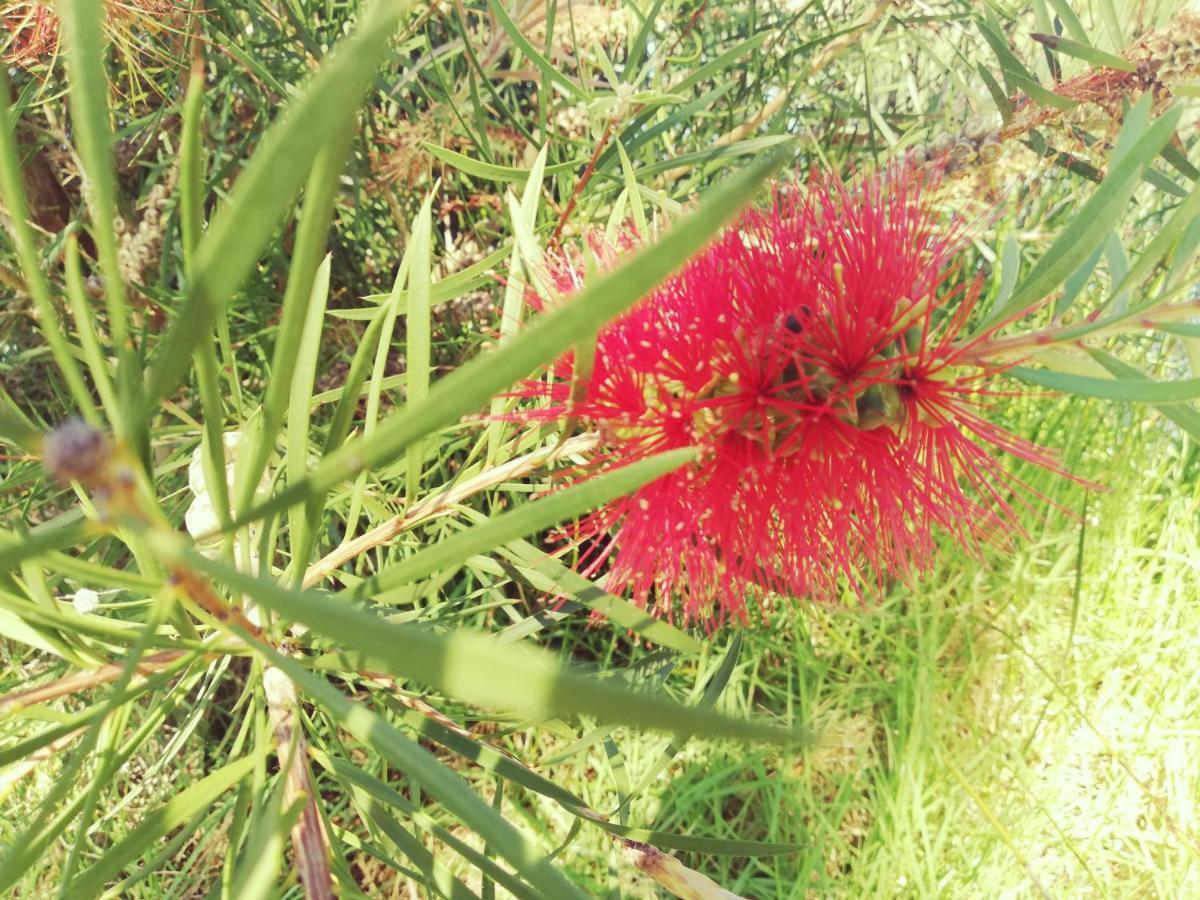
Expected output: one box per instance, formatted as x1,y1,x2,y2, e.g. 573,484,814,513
43,418,109,485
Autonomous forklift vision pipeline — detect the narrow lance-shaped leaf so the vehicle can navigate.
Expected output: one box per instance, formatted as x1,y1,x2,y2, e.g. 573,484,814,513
171,542,810,746
488,536,704,653
422,142,582,182
1030,33,1135,72
143,0,409,414
286,255,333,576
59,0,140,433
322,754,526,897
406,193,435,499
236,127,358,517
1010,366,1200,403
1086,349,1200,443
487,0,587,100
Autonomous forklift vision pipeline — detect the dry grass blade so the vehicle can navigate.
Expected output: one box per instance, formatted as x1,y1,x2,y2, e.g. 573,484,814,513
0,649,188,715
626,842,747,899
264,666,334,900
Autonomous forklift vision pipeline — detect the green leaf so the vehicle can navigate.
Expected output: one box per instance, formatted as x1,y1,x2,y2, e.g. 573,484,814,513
179,58,206,264
976,18,1038,93
355,245,512,315
977,63,1012,123
59,0,139,430
580,817,801,857
0,406,39,453
1160,138,1200,182
175,547,809,746
338,775,481,899
1096,0,1124,49
1098,180,1200,309
616,139,649,237
228,766,303,900
1009,71,1078,110
1030,33,1135,72
601,82,738,174
358,448,695,598
406,194,435,499
68,755,257,898
422,142,582,182
1154,322,1200,338
64,239,119,425
637,135,793,177
1045,0,1090,44
982,98,1182,327
0,520,91,575
285,254,333,574
326,755,518,897
1086,350,1200,442
490,538,703,652
1054,239,1104,317
0,604,76,660
625,0,667,78
670,32,771,96
1009,366,1200,403
226,147,791,528
486,0,586,100
321,309,390,457
143,0,409,414
236,124,357,519
487,146,548,462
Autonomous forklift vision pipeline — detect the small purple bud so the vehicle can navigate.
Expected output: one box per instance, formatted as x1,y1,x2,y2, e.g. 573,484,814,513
43,418,109,485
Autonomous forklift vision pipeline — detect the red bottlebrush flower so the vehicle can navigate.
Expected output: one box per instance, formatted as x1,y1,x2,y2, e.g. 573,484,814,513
517,167,1063,624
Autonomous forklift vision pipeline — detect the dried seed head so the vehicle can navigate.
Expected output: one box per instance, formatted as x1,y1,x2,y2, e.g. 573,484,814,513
963,115,992,141
950,140,977,165
43,419,109,485
1146,36,1172,58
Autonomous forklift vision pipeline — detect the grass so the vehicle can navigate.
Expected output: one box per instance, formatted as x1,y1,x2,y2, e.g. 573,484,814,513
1,0,1199,896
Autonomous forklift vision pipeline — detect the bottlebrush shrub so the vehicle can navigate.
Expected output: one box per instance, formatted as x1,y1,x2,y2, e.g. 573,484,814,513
516,168,1067,624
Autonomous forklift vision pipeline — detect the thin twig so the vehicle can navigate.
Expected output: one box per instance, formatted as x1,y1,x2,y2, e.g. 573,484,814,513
957,297,1200,364
549,121,615,248
0,649,189,715
302,432,599,589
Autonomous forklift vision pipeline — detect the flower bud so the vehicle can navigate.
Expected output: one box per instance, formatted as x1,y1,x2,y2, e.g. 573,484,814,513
43,419,109,486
